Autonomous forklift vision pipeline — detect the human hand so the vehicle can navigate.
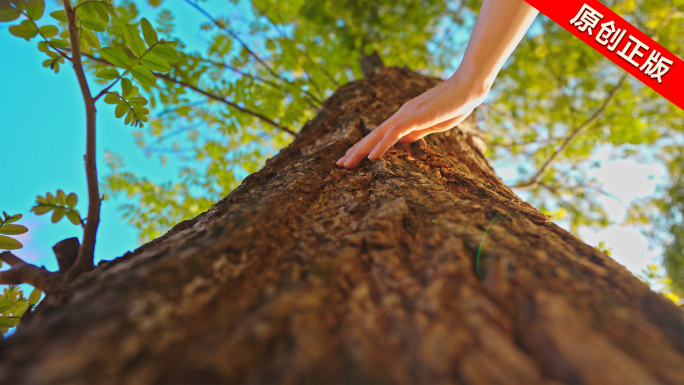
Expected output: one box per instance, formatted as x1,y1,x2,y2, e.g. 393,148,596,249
336,75,490,169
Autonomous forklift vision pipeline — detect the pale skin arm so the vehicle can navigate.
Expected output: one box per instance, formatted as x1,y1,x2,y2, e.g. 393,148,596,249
337,0,539,168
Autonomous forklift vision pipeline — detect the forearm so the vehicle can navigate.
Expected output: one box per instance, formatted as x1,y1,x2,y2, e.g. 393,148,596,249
451,0,538,91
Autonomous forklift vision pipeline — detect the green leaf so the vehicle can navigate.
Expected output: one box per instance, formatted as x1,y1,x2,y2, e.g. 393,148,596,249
125,110,134,125
141,53,170,72
49,10,66,22
93,2,110,22
81,28,100,49
140,18,157,46
46,192,56,204
104,3,118,20
80,18,105,32
103,93,120,104
56,189,66,205
79,33,90,53
66,192,78,208
77,2,98,22
0,3,21,22
0,317,16,328
96,68,119,80
28,288,42,305
129,96,148,107
131,65,155,87
124,24,146,58
51,207,66,223
0,224,28,235
121,77,132,97
0,235,22,250
66,210,81,225
0,300,14,313
115,100,128,118
9,20,38,41
39,24,58,38
5,214,22,224
49,38,70,49
151,44,179,62
99,47,132,69
31,205,52,215
25,0,44,20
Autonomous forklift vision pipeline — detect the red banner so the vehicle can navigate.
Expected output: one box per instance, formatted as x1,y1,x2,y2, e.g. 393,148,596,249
523,0,684,111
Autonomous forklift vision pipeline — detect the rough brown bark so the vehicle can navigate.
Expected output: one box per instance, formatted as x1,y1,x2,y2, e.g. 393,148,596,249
1,68,682,384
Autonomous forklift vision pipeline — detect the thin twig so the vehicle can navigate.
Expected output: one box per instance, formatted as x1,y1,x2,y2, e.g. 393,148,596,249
63,0,98,280
189,0,327,105
81,52,296,135
510,8,678,191
201,57,322,107
155,72,296,135
513,73,628,190
183,0,282,81
259,10,340,88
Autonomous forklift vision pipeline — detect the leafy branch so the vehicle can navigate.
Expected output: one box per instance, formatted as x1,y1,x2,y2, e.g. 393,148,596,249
31,190,85,227
183,0,281,82
185,0,326,106
512,73,628,191
0,212,27,251
155,72,296,136
83,50,294,135
512,9,679,191
0,285,41,337
94,18,177,101
1,0,71,73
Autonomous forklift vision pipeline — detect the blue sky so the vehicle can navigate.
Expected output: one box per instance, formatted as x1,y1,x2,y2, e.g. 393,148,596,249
0,0,669,280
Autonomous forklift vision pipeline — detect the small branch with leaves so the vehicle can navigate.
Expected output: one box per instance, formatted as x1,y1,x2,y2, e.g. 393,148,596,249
0,0,181,286
31,190,85,227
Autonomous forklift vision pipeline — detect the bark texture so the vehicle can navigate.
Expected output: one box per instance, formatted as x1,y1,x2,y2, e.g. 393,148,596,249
1,67,683,384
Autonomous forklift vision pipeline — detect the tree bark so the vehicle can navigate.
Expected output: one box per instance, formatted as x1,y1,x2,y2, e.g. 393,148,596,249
1,68,682,385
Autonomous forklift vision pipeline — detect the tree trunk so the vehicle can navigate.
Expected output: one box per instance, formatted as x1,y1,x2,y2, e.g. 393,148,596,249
1,67,683,385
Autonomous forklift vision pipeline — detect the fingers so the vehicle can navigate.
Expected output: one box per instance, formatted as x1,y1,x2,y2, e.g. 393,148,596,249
336,128,379,165
397,113,470,143
335,82,479,168
336,141,361,166
342,131,384,168
338,112,405,168
367,121,412,160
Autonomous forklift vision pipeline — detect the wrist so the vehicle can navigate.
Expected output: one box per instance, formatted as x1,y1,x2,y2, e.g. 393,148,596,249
447,68,493,102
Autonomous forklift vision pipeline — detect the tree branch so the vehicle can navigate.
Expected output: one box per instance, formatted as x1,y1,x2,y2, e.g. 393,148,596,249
258,10,340,88
183,0,282,81
0,252,61,294
53,237,81,274
80,52,296,136
188,0,327,106
64,0,99,281
200,58,322,107
155,72,296,136
512,73,628,191
510,9,677,192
